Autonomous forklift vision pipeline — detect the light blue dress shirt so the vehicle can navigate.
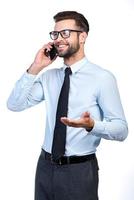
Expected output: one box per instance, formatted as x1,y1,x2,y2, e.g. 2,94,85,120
7,57,128,156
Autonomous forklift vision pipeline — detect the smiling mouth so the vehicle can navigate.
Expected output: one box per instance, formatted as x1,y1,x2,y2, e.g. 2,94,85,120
56,44,68,50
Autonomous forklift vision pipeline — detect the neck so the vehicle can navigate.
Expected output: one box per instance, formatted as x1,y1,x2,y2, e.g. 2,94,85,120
64,51,85,66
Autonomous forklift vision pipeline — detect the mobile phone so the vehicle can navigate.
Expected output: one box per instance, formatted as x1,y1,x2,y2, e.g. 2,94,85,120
44,44,57,60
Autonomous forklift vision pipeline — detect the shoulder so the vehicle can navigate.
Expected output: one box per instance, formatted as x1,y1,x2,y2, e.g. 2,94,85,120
39,67,62,81
87,61,116,81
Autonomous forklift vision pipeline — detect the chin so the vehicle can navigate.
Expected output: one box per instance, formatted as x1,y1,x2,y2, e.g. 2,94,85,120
58,51,68,58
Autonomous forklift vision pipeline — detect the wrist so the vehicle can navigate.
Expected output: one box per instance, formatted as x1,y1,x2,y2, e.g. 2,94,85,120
86,120,94,132
27,63,41,75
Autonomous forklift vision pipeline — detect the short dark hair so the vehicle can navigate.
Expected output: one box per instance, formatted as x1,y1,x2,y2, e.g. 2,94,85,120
53,11,89,34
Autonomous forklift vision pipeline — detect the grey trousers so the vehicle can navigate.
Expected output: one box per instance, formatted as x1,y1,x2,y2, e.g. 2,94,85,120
35,151,99,200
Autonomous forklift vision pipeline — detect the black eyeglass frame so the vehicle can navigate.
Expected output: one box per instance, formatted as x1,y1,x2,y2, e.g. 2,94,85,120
49,29,83,40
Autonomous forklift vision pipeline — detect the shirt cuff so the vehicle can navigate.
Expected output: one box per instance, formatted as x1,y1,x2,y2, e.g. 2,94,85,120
86,127,94,132
25,71,37,78
88,120,105,136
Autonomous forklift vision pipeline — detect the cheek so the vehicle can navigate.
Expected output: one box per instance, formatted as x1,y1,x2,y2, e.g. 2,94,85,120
68,37,80,47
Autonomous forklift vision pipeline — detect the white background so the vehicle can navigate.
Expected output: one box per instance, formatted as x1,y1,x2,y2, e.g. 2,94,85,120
0,0,134,199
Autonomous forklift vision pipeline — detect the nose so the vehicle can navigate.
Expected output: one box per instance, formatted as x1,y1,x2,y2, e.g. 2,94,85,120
54,36,64,46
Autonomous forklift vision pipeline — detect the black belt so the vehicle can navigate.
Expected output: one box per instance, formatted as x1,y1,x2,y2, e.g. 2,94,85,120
41,149,96,165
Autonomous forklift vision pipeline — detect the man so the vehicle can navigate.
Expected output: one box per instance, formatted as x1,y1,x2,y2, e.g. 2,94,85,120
7,11,128,200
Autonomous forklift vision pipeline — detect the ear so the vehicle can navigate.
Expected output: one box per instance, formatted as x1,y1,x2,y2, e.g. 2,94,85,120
79,32,88,43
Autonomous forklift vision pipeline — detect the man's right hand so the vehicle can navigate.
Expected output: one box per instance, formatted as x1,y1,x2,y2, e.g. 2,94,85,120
27,42,57,75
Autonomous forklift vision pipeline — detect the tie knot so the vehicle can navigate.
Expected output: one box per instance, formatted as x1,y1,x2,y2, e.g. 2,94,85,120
65,67,72,76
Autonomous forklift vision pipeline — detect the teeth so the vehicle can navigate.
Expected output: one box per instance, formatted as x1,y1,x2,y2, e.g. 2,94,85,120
58,45,66,47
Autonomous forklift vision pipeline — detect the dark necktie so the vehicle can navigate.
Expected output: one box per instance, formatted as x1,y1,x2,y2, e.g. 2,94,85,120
52,67,72,160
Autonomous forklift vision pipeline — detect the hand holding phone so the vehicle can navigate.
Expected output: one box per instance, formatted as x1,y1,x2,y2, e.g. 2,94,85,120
44,44,57,60
27,43,57,75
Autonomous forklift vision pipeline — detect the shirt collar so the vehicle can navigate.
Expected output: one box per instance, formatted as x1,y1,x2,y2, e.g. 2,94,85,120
62,57,88,74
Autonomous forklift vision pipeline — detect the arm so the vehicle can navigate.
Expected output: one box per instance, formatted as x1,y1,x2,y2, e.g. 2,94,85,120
61,72,128,141
91,72,128,141
7,43,57,111
7,73,44,111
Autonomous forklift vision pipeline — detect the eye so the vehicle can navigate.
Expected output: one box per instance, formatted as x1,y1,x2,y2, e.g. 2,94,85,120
61,30,70,37
52,31,58,37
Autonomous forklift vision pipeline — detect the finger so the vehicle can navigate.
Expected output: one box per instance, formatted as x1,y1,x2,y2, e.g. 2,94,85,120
60,117,69,125
61,117,74,126
42,43,54,52
42,42,53,48
61,117,83,127
81,111,90,118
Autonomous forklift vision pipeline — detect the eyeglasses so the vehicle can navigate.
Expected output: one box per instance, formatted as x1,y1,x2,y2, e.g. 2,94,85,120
49,29,83,40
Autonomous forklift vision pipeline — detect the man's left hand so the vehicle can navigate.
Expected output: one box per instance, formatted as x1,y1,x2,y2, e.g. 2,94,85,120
60,111,94,129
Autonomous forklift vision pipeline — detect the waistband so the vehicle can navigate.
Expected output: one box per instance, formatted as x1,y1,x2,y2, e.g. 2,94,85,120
41,149,96,165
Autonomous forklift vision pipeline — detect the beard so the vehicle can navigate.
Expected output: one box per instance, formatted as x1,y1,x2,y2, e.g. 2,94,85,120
56,41,80,59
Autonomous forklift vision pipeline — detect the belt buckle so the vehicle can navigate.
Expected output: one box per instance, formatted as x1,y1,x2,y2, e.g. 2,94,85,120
58,156,70,165
50,155,62,165
58,158,62,165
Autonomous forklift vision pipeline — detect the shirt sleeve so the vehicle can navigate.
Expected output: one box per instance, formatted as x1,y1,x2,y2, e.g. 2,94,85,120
90,71,128,141
7,72,45,111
